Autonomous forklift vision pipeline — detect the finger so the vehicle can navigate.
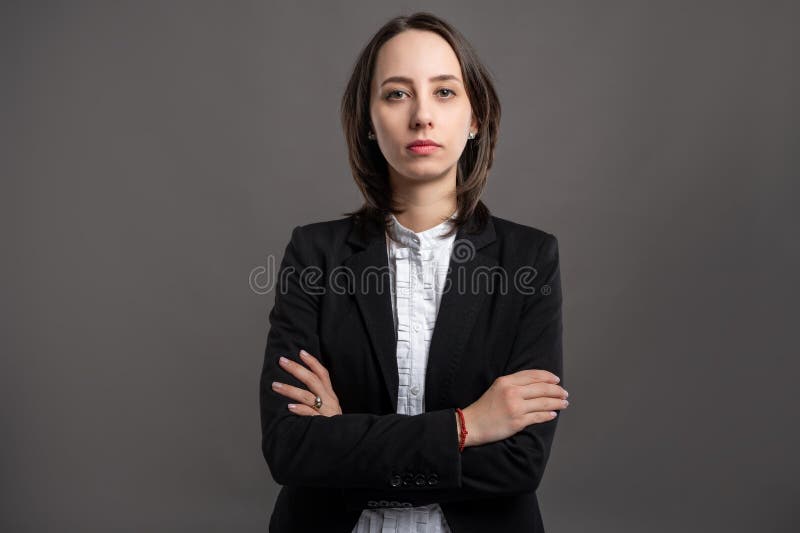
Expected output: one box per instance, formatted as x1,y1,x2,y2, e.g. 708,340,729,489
521,410,559,426
519,382,569,400
278,356,323,392
299,350,329,378
299,350,335,395
504,369,560,386
522,396,569,414
287,403,322,416
271,381,319,406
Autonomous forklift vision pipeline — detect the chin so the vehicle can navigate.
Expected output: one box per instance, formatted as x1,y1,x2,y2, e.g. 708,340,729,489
398,168,450,182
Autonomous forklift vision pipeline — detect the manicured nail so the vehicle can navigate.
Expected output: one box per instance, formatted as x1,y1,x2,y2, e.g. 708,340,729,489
299,350,309,358
279,357,288,365
287,404,296,410
272,381,282,389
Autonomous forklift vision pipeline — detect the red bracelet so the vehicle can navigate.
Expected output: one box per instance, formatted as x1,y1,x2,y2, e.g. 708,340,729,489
455,408,468,452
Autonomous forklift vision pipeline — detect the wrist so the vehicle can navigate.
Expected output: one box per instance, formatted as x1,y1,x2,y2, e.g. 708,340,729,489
460,406,475,447
455,407,470,451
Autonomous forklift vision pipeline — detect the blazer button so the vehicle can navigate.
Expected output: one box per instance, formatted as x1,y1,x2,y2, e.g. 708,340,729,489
367,500,378,507
402,473,414,487
390,474,402,487
414,474,427,487
427,473,439,486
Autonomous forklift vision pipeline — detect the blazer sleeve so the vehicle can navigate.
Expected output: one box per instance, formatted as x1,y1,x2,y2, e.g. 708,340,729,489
259,225,463,490
454,232,564,494
341,232,564,509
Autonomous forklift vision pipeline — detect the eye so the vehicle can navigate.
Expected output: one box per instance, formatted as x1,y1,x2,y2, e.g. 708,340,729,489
384,88,457,100
385,90,407,100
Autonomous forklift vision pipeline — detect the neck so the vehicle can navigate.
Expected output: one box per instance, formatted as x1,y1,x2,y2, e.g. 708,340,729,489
388,167,458,233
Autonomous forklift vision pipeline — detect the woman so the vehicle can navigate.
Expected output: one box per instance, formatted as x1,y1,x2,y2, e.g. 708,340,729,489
259,12,569,533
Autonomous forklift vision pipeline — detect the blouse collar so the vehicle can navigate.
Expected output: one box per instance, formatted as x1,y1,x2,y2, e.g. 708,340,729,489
386,208,458,250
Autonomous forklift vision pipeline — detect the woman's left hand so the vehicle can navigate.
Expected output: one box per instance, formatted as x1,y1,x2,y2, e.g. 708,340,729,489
272,349,343,417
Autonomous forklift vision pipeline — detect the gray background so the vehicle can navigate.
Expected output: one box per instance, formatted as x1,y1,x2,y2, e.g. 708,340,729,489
2,1,797,531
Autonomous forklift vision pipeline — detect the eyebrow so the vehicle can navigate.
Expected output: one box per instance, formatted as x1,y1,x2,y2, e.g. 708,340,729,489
380,74,463,87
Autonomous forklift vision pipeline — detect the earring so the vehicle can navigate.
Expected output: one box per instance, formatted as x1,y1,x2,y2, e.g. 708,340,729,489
468,131,477,139
368,131,376,140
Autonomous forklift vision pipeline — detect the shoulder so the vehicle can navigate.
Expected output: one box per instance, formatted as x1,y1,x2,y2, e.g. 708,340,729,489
488,215,562,299
281,216,355,262
292,216,352,242
489,214,559,257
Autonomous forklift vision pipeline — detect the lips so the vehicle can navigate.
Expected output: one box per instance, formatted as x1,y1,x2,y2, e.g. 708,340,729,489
406,139,441,148
407,144,441,155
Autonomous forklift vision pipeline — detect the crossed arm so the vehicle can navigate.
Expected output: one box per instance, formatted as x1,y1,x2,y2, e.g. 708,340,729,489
259,225,564,508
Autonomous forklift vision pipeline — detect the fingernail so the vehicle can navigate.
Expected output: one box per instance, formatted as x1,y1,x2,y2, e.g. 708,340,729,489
555,377,560,383
299,350,309,358
287,404,296,410
279,357,288,365
272,381,282,389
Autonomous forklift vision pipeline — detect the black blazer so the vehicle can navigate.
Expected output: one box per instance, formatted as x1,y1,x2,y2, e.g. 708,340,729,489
259,211,564,532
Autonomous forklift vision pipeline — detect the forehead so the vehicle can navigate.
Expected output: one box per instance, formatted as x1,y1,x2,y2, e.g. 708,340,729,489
373,29,462,84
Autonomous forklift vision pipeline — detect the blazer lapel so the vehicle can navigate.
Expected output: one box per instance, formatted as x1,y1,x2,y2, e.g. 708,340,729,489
343,230,398,410
425,220,497,409
344,212,497,412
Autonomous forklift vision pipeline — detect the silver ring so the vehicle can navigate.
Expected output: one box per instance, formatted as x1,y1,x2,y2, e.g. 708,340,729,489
312,396,323,410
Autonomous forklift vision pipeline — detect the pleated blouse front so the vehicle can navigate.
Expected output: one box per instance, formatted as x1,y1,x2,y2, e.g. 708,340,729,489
351,210,458,533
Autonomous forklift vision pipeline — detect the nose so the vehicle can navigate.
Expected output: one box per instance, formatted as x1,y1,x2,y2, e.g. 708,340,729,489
410,98,434,130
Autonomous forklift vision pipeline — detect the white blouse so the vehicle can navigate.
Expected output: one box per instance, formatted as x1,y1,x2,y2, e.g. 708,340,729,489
352,210,458,533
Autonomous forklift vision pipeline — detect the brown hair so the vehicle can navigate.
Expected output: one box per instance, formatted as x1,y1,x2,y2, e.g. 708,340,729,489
340,11,501,239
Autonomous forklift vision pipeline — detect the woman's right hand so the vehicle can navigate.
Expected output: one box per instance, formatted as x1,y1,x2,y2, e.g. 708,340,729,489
460,369,568,447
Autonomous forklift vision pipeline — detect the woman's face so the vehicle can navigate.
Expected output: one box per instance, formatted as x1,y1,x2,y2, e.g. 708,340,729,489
370,29,478,184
